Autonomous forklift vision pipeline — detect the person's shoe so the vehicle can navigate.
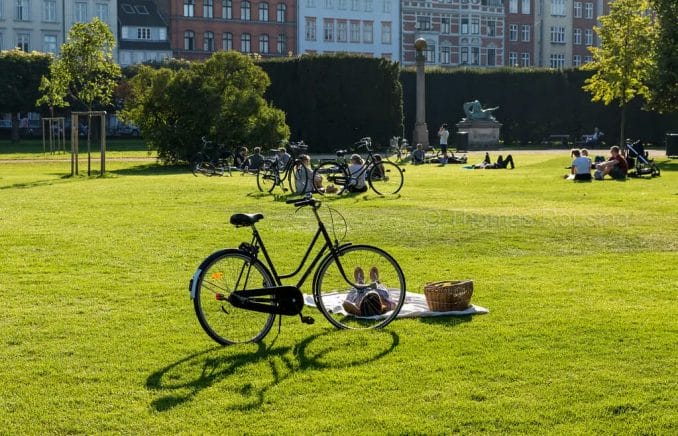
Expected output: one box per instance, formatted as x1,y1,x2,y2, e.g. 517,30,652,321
369,266,379,283
354,267,365,284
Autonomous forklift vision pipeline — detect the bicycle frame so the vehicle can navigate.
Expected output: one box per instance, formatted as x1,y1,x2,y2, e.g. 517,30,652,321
243,202,356,295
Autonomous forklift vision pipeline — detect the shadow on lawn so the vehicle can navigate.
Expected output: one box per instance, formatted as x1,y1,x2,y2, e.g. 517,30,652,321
146,329,398,412
656,159,678,172
109,163,187,176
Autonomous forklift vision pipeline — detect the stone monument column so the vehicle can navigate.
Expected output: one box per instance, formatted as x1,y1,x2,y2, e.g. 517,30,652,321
412,38,429,147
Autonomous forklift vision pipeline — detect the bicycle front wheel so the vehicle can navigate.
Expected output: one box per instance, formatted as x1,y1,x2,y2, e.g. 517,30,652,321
192,249,276,345
313,245,406,330
368,161,404,195
313,162,349,196
192,160,215,177
287,161,309,194
257,161,278,193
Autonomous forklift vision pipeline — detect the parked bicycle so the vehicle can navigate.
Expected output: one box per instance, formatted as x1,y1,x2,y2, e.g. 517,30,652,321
313,137,405,196
386,136,410,162
256,141,310,193
189,195,407,345
191,136,234,177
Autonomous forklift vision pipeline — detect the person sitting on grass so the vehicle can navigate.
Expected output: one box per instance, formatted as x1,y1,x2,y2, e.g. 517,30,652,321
294,154,322,194
565,149,592,181
347,154,368,193
234,146,249,170
246,146,265,171
594,145,628,180
412,143,425,165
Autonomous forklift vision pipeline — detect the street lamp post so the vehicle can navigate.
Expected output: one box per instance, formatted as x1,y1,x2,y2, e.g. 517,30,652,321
413,38,429,147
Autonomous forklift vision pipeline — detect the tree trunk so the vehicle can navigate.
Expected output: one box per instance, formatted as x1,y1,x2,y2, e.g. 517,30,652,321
10,113,19,143
619,104,626,151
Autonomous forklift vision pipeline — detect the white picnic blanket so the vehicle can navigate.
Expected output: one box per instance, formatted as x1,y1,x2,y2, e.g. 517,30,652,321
303,292,489,318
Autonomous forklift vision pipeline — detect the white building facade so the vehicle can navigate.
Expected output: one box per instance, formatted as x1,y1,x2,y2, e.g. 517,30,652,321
0,0,118,60
297,0,401,60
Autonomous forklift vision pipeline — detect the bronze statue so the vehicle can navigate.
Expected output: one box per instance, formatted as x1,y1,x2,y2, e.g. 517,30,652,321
463,100,499,121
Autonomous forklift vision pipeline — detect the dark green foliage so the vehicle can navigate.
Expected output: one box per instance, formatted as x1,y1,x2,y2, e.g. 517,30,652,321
399,68,677,147
260,54,404,152
649,0,678,112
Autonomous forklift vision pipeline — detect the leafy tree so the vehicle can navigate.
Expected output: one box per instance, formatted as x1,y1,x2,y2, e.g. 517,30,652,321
37,18,121,115
648,0,678,112
582,0,656,147
122,51,289,163
0,50,51,142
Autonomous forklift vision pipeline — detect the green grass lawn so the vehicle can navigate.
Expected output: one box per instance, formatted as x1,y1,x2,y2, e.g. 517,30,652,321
0,149,676,434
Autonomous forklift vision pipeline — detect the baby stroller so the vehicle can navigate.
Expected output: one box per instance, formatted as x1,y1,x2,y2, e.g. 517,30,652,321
626,140,660,178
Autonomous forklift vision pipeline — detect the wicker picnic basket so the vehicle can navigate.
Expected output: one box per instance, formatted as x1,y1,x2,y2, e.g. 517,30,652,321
423,280,474,311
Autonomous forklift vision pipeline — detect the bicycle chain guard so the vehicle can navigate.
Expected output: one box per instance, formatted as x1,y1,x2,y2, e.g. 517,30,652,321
227,286,304,316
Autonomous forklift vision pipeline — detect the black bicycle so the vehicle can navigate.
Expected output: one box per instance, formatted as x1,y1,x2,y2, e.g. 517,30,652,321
191,136,234,177
189,196,406,345
256,142,310,193
313,137,405,196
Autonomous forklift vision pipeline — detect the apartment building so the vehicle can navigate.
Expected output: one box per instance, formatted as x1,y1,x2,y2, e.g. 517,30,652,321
0,0,117,59
401,0,506,67
298,0,401,60
118,0,172,66
505,0,534,67
157,0,297,61
535,0,607,68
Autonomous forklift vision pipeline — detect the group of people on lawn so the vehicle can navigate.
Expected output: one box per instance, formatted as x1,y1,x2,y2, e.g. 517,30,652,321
567,145,628,181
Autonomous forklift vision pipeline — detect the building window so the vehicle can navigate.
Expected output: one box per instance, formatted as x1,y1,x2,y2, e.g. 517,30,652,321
521,24,530,42
16,0,30,20
381,22,391,44
42,34,57,53
323,19,334,42
325,0,333,8
585,2,593,18
584,55,592,63
551,0,565,16
17,33,30,51
184,0,195,17
306,0,315,7
365,0,372,11
424,43,435,63
204,0,213,17
184,30,195,50
441,17,450,34
350,21,360,42
521,52,530,67
471,16,480,34
549,53,565,68
259,2,268,21
305,17,316,41
43,0,57,22
240,33,251,52
241,1,251,20
487,19,496,37
74,2,88,22
416,15,431,31
508,51,518,67
573,55,581,66
351,0,359,10
550,26,566,44
509,24,518,42
585,29,593,45
337,21,347,42
259,34,269,53
363,21,373,43
138,28,151,39
277,33,286,54
521,0,530,14
96,3,108,21
441,46,450,64
223,32,233,50
573,28,582,45
487,48,496,66
223,0,232,18
461,17,469,34
509,0,517,13
204,31,214,51
382,0,390,12
460,47,468,64
574,1,582,18
471,46,480,65
276,3,286,22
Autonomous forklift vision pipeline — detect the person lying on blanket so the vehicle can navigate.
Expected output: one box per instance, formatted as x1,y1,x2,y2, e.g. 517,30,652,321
342,267,396,316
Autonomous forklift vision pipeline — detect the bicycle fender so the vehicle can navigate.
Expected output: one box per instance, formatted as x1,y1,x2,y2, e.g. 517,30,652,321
189,269,202,300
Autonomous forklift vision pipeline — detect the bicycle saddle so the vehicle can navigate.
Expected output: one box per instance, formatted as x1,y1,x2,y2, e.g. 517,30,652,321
230,213,264,227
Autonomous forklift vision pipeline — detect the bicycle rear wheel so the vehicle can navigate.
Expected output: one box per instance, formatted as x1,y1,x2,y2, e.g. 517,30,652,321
313,162,349,196
257,160,278,193
288,160,309,194
313,245,406,330
192,159,215,177
368,161,404,195
192,249,276,345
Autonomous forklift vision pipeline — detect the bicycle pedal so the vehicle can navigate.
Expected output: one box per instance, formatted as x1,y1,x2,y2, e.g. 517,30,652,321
300,316,315,325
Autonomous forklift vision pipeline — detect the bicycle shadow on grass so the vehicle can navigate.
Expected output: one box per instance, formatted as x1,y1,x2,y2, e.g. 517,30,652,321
108,163,187,176
146,329,399,412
